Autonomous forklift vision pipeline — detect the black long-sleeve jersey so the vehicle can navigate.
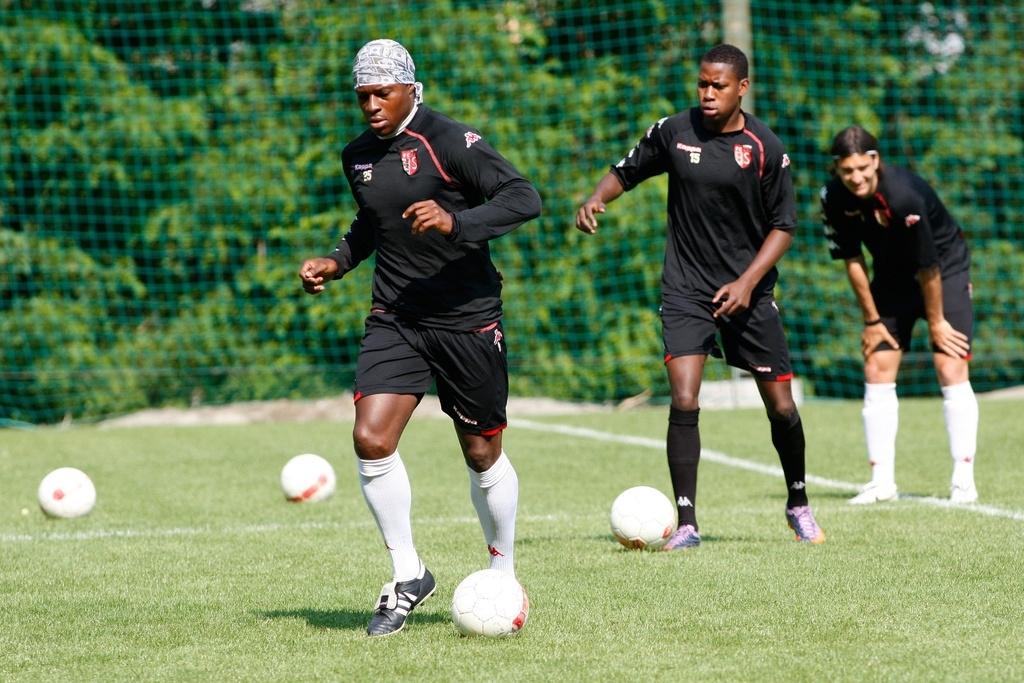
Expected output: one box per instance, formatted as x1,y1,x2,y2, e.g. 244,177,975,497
610,107,797,304
821,165,969,287
328,106,541,331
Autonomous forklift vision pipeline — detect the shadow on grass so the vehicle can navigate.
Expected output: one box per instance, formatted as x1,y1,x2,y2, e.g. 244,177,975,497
600,532,808,546
815,490,861,500
258,608,448,631
597,532,737,547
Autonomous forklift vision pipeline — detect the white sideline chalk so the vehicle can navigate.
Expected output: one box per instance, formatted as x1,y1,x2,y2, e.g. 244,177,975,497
512,418,1024,523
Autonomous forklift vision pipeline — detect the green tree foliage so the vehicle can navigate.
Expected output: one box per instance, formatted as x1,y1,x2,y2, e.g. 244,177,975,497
1,1,1021,422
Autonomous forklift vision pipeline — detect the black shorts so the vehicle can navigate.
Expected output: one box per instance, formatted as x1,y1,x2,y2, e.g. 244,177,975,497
871,269,974,355
662,296,793,381
354,311,508,435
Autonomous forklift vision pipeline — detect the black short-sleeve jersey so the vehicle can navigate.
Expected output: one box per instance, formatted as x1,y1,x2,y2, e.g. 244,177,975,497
610,107,797,303
329,106,541,331
821,165,969,287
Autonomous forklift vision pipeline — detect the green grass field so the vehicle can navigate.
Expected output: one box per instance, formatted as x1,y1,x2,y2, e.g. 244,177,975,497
2,398,1023,682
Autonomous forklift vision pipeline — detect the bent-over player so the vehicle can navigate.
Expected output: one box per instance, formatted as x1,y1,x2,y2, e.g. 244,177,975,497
822,125,978,504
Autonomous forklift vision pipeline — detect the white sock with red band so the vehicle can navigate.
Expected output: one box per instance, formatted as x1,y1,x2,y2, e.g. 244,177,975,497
862,382,898,487
467,452,518,578
942,381,978,486
358,451,421,582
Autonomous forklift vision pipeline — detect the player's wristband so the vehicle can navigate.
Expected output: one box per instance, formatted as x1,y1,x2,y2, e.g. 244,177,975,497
864,318,883,326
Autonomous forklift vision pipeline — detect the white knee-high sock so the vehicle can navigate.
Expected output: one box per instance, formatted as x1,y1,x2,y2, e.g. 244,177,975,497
862,383,898,486
942,381,978,484
358,452,420,582
467,452,518,577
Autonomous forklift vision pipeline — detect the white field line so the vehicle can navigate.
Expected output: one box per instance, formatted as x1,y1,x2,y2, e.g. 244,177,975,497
512,418,1024,523
0,513,568,544
5,420,1021,544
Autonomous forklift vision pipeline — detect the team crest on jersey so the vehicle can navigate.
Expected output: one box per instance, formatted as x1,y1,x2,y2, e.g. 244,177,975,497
400,148,419,176
734,144,753,169
905,214,921,227
465,132,481,148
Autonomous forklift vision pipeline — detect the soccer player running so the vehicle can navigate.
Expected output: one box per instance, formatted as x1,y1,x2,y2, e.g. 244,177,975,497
299,39,541,636
575,44,824,548
821,125,978,505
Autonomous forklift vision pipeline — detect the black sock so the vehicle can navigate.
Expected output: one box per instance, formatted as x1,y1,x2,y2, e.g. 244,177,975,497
770,411,808,507
667,407,700,530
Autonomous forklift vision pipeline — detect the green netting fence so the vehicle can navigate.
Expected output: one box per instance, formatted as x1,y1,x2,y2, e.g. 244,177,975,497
2,1,1022,425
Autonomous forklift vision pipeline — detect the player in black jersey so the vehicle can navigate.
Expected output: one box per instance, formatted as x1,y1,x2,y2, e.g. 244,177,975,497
822,125,978,505
575,44,824,548
299,39,541,637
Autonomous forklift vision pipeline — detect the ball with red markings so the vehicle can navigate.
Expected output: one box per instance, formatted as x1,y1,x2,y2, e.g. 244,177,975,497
37,467,97,518
609,485,677,550
451,569,529,637
280,453,335,503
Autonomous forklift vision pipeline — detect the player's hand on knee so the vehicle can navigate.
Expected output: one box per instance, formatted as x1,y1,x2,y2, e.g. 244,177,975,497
299,257,339,294
861,323,899,357
929,319,970,358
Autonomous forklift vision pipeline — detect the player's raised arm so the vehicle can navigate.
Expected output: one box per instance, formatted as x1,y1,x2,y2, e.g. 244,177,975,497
435,133,542,242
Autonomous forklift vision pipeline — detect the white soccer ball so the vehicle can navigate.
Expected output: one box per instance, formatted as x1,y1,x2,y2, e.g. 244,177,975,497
280,453,336,502
37,467,96,519
451,569,529,637
609,485,677,550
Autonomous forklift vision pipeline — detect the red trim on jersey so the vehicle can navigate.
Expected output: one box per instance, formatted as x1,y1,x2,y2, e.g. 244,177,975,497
773,372,794,382
403,129,454,184
742,128,766,178
664,353,673,364
473,321,499,333
873,191,894,225
353,391,364,403
480,423,507,437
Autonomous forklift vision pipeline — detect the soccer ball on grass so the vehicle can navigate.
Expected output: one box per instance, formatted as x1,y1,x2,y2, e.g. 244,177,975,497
280,453,336,502
37,467,96,518
451,569,529,637
609,485,677,550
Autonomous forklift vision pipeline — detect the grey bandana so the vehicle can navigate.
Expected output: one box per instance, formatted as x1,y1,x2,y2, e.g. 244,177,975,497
352,39,424,104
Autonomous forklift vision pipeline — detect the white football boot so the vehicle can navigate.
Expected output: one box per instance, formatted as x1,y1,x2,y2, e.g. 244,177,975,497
849,480,899,505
